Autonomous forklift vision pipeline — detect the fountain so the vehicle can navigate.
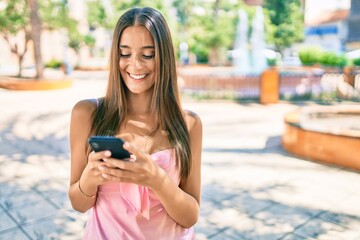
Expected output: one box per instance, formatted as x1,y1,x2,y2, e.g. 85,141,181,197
232,10,250,74
232,6,267,74
180,7,270,98
250,6,267,74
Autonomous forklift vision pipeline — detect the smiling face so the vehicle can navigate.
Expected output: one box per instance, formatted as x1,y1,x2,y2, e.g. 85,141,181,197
119,25,156,95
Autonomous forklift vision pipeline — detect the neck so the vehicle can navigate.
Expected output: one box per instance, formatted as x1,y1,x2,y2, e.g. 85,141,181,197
127,92,153,115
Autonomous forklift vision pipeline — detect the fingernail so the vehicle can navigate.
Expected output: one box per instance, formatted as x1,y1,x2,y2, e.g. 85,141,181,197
98,166,105,170
124,142,129,147
104,151,111,157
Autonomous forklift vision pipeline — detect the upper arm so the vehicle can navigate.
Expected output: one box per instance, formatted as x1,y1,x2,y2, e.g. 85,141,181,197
180,110,203,205
69,99,97,185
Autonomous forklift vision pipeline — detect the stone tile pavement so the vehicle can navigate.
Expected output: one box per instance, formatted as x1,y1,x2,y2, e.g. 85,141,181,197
0,71,360,239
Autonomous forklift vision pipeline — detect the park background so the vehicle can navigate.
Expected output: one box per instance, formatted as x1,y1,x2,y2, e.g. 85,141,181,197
1,0,360,101
0,0,360,239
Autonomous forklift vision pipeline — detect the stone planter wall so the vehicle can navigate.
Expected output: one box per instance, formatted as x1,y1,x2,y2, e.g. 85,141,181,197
0,76,72,91
282,107,360,171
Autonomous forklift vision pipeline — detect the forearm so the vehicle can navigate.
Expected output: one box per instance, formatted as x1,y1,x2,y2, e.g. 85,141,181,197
68,178,98,213
152,173,200,228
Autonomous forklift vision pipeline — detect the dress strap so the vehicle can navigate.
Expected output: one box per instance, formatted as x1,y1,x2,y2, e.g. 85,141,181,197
92,98,99,108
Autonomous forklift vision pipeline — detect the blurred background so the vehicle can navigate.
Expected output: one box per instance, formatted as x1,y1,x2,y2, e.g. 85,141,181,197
1,0,360,102
1,1,360,239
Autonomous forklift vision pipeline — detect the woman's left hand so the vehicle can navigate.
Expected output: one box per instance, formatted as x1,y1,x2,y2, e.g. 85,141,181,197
99,142,165,190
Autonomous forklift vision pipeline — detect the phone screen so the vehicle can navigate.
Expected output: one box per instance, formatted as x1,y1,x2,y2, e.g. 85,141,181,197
88,136,131,160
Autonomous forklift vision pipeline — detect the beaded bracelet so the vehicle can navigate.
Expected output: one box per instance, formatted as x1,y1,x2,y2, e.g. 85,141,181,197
78,180,97,198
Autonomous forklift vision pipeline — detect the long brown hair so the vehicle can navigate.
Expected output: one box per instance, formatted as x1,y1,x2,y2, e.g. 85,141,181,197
91,7,191,179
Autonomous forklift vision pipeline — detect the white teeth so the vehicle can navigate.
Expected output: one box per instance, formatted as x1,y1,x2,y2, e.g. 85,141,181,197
129,73,146,79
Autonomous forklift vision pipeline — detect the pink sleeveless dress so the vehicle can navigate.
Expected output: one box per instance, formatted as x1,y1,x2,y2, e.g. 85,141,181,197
82,149,194,240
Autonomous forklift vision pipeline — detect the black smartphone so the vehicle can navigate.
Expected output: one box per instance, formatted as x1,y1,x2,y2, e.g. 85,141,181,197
88,136,131,160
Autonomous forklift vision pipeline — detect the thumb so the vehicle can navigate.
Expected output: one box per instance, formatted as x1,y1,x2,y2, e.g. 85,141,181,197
123,142,149,162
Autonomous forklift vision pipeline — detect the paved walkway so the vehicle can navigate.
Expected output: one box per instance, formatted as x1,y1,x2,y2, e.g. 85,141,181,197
0,71,360,239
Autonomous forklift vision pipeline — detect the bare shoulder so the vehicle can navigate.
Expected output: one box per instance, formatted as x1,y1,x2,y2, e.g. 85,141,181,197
71,99,98,120
184,110,202,133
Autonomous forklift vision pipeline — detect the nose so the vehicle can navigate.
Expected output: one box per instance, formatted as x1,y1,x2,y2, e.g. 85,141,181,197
131,55,143,69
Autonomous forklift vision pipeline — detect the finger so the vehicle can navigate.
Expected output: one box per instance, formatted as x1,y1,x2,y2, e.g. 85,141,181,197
103,157,136,171
90,169,111,184
101,172,135,183
98,164,122,178
123,142,149,162
99,166,132,178
88,150,111,162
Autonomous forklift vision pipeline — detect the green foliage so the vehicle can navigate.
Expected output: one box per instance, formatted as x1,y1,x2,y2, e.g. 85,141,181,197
172,0,187,27
110,0,176,42
111,0,169,24
263,0,304,54
319,51,347,67
0,0,28,34
0,0,30,77
352,58,360,66
40,1,69,30
112,0,166,12
68,38,81,53
44,59,62,68
83,34,95,47
298,46,348,67
267,58,277,66
0,0,308,69
178,0,245,63
298,45,323,66
87,0,112,30
0,0,81,76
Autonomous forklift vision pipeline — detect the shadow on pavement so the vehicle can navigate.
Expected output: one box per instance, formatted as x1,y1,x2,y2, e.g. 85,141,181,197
1,110,360,239
0,112,86,239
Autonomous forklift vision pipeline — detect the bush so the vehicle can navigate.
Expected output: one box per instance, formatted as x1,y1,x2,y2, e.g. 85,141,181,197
83,34,95,47
44,59,62,68
298,46,323,66
319,51,347,67
267,58,277,66
353,57,360,66
335,54,347,67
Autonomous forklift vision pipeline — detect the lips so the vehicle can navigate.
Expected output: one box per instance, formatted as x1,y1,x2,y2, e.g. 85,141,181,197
129,73,146,80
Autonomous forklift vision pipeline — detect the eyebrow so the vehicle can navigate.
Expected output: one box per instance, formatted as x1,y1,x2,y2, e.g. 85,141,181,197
119,45,155,49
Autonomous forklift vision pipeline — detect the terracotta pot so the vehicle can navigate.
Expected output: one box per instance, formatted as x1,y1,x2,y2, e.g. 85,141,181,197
260,68,279,104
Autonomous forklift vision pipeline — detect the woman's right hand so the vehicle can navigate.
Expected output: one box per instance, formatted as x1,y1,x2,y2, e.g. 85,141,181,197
79,150,112,195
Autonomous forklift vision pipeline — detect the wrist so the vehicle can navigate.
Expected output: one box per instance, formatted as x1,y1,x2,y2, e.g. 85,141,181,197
150,167,168,192
78,176,98,198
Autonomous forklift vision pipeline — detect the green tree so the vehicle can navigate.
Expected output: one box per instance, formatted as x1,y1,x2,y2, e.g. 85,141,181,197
87,0,112,30
0,0,30,77
263,0,304,55
172,0,194,45
173,0,249,65
110,1,177,44
44,1,80,71
111,0,170,26
0,0,78,78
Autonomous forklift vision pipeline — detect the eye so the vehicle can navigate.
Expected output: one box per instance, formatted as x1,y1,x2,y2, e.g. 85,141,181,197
143,54,155,59
119,53,131,58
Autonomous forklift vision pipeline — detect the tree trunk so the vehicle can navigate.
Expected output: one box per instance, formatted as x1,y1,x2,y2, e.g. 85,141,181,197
210,0,221,66
18,54,24,78
28,0,43,79
3,32,30,78
213,0,220,19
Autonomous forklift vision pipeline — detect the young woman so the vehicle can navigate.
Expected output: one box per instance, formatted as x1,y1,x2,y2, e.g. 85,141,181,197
68,7,202,239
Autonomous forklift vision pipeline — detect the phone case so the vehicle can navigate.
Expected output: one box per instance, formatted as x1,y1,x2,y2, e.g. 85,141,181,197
88,136,131,160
